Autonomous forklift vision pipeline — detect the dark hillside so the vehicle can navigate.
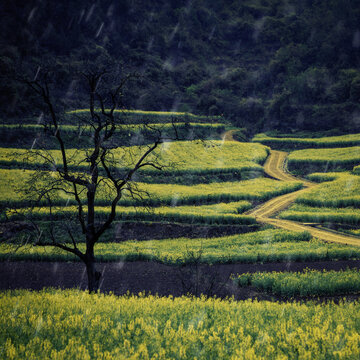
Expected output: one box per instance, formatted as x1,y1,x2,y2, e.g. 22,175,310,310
1,0,360,132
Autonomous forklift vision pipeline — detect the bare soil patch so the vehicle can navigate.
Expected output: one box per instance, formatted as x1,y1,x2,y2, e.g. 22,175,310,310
1,259,359,301
115,222,260,241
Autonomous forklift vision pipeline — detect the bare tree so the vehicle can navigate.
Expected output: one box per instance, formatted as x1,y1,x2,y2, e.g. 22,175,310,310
16,62,177,292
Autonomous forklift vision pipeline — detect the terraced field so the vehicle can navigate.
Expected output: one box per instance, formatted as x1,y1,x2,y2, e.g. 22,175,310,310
0,115,273,241
2,117,360,251
2,116,360,360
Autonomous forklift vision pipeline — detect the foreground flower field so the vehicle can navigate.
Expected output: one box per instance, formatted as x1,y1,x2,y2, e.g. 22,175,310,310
1,289,360,359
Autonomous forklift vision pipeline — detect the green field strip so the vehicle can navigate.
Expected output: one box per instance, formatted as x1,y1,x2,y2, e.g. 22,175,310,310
235,268,360,297
3,229,360,264
0,140,269,173
66,108,223,123
0,122,226,131
5,202,256,225
0,168,302,208
0,123,227,149
279,204,360,225
253,132,360,149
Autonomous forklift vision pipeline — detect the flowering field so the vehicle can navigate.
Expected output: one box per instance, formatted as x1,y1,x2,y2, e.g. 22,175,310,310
1,289,360,359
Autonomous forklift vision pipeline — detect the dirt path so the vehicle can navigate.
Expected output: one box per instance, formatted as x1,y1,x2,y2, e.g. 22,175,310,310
263,150,313,185
248,150,360,246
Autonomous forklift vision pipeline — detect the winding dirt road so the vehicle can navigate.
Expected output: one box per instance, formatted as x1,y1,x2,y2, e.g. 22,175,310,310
221,129,237,141
248,150,360,246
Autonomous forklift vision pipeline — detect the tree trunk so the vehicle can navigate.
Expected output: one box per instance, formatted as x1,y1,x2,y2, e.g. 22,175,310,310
85,257,101,293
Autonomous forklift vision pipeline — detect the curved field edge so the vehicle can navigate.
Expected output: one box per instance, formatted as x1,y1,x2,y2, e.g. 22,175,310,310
1,289,360,360
253,132,360,149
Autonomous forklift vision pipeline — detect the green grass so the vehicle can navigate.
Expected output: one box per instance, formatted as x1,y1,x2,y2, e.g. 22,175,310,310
2,289,360,359
287,147,360,172
0,169,301,208
253,132,360,149
296,173,360,208
3,229,360,264
279,204,360,225
235,268,360,297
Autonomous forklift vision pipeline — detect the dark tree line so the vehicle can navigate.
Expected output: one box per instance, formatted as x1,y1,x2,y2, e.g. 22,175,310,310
1,0,360,132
